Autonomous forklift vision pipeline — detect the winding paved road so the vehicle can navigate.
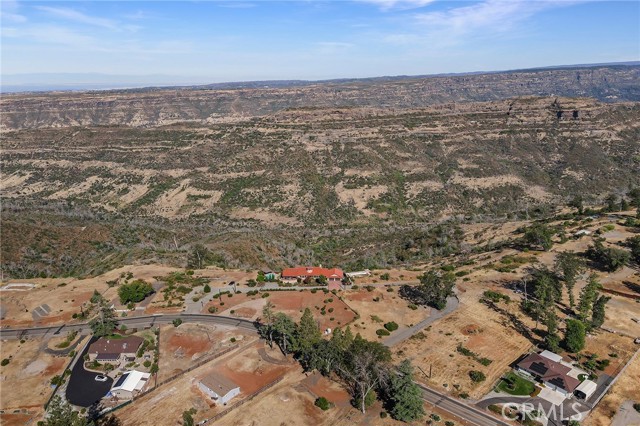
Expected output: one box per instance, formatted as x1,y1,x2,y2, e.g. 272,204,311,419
0,313,258,340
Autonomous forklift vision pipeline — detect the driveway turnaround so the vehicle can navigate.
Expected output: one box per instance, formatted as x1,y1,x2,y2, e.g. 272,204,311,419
65,337,113,407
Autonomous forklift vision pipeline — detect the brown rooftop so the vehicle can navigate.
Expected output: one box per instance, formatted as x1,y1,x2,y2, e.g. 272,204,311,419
88,336,143,355
200,371,239,396
517,353,581,392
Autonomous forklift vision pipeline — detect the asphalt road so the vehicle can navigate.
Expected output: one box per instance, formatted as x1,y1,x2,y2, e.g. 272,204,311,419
383,294,459,347
0,314,258,340
419,384,511,426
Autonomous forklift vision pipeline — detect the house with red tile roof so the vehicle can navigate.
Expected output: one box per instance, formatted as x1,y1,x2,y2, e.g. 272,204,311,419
281,266,344,289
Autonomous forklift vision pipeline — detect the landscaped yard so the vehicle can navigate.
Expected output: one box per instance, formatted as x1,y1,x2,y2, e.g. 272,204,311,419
496,372,536,396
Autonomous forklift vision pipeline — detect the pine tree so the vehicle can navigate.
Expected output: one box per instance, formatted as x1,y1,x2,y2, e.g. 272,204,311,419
591,295,611,329
296,308,321,368
554,251,585,309
389,360,425,422
89,300,117,337
544,310,561,353
44,396,88,426
577,274,601,321
564,319,586,353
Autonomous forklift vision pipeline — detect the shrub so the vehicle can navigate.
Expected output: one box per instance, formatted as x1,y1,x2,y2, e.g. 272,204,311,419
633,403,640,413
408,304,418,310
208,306,218,313
380,411,387,418
380,273,390,280
1,358,10,366
384,321,399,332
431,414,441,421
445,422,455,426
230,337,237,343
386,287,394,292
469,370,486,382
261,292,270,298
203,284,211,293
143,360,151,368
459,392,469,399
376,329,390,336
172,318,183,327
314,397,331,410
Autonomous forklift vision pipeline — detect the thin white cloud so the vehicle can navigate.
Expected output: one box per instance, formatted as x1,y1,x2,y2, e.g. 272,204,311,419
358,0,436,11
1,0,27,24
34,6,119,30
3,24,96,47
416,0,579,38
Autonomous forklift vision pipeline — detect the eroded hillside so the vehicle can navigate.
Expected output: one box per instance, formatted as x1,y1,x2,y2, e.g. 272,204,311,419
3,97,639,226
1,65,639,130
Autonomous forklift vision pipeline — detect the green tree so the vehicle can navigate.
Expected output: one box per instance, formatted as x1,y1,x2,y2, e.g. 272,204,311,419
523,223,554,251
400,271,455,310
577,274,601,321
182,410,194,426
569,195,584,215
605,194,618,212
259,300,276,348
317,275,328,285
296,308,321,369
388,359,425,422
273,312,297,354
587,240,631,272
44,396,88,426
626,236,640,263
118,279,154,304
203,284,211,293
89,301,117,337
564,319,586,353
554,251,586,309
591,295,611,329
544,310,561,353
335,334,391,414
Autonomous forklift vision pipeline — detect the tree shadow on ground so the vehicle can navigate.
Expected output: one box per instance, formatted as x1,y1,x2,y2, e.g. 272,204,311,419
483,300,542,347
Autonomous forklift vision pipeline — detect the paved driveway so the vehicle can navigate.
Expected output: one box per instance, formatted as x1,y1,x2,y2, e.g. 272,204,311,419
65,337,113,408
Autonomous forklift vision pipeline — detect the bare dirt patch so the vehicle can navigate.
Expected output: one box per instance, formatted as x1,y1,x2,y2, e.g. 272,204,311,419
0,337,71,410
343,287,430,341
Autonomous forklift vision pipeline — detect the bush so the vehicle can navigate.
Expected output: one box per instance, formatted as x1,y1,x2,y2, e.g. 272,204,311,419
1,358,10,366
118,279,154,304
208,306,218,313
172,318,183,327
376,329,390,336
143,360,152,368
203,284,211,293
230,337,237,343
261,292,270,298
633,403,640,413
384,321,399,332
408,304,418,310
469,370,486,382
445,421,455,426
314,397,331,410
380,273,390,280
380,411,387,418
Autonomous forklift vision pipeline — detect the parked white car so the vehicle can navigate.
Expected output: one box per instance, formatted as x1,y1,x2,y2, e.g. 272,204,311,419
95,375,108,382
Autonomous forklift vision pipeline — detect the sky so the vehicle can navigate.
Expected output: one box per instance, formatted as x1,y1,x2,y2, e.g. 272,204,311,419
1,0,639,86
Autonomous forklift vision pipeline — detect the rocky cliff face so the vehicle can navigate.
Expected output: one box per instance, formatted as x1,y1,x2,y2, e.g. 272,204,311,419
1,65,639,130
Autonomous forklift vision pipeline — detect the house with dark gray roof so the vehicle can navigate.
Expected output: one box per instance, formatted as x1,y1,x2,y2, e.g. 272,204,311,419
88,336,143,364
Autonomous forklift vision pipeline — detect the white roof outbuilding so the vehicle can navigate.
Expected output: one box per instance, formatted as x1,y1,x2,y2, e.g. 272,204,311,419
111,370,150,393
574,380,597,400
539,350,564,363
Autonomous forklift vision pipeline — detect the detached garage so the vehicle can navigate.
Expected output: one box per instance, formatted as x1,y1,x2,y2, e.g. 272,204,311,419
110,370,150,400
574,380,597,401
198,372,240,405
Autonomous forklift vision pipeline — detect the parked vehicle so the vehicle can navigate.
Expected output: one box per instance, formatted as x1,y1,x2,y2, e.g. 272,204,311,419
95,375,108,382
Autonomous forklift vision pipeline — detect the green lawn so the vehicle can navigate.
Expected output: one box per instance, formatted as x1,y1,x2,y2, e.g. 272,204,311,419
496,372,536,396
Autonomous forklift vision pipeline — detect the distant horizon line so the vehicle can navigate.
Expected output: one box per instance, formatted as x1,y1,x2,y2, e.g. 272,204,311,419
2,60,639,94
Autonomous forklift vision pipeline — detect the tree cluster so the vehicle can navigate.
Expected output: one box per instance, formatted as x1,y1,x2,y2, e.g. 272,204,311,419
587,240,631,272
259,304,424,420
523,223,555,251
399,270,455,310
118,279,154,304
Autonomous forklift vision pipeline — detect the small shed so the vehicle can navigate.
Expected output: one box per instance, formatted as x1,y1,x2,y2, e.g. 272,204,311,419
574,380,597,401
199,372,240,405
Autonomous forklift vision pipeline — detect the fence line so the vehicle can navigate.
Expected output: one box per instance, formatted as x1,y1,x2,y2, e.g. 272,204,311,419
588,347,639,409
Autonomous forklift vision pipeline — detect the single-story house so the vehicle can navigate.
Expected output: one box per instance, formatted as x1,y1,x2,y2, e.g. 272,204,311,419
88,336,143,363
574,380,597,401
110,370,150,399
281,266,344,289
199,372,240,405
516,351,581,396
